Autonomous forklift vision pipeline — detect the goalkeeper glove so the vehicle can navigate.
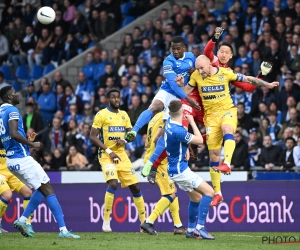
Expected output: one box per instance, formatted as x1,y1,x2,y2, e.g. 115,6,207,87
260,61,272,76
212,27,224,42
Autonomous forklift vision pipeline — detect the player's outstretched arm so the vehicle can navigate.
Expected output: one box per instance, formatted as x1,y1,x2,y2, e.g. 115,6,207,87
203,27,223,62
9,119,41,148
243,75,279,88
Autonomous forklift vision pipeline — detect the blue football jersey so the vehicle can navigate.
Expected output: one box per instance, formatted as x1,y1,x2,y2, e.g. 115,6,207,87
161,52,195,98
165,118,193,175
0,104,30,159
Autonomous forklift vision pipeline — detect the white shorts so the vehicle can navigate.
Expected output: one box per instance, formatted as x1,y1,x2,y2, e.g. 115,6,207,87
153,89,179,120
6,156,50,190
169,168,203,192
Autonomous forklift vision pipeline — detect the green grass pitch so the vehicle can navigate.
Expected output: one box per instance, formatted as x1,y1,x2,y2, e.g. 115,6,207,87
1,232,300,250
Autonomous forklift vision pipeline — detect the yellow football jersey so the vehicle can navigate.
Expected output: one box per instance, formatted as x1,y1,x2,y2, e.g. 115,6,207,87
189,67,243,114
144,112,165,164
0,148,6,171
92,107,132,156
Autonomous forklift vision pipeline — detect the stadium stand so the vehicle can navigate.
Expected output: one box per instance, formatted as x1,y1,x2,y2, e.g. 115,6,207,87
1,0,300,177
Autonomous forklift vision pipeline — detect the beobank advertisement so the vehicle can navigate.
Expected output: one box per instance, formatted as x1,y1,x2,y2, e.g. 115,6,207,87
2,182,300,232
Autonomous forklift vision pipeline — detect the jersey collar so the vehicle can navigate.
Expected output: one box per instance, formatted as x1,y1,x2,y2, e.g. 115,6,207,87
177,52,186,61
169,119,182,126
0,103,13,107
106,106,119,113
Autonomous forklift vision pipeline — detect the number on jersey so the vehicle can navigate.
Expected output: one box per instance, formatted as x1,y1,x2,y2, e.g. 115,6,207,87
0,118,6,135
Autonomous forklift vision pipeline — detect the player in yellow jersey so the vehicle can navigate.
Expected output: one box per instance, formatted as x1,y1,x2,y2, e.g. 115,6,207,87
140,112,185,235
90,89,146,232
182,55,278,175
0,139,35,234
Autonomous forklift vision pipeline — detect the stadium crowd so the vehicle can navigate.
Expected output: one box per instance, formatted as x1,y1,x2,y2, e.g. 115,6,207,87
1,0,300,172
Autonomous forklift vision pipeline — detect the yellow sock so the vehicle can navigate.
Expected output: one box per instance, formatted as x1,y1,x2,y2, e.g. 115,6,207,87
169,197,182,226
147,197,171,223
23,198,33,224
0,199,9,218
104,190,115,222
133,195,146,223
223,135,236,164
210,168,221,193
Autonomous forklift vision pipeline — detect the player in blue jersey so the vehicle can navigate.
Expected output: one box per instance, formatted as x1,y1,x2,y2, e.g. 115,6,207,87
0,86,80,239
125,36,200,176
165,100,215,240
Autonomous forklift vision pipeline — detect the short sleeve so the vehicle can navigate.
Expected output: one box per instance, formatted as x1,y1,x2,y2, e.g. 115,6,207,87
8,107,20,120
92,112,103,129
124,112,132,129
175,126,193,144
162,59,175,75
228,69,245,82
188,71,197,88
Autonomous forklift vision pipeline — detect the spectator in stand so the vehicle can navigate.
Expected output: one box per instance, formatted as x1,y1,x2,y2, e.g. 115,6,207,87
43,116,65,153
265,111,282,144
63,0,76,22
127,95,144,126
64,103,83,124
51,71,70,93
100,64,118,88
231,131,248,169
278,137,296,171
56,83,64,111
52,149,66,169
82,52,96,82
234,45,253,67
120,34,133,60
279,107,300,139
82,103,94,125
111,48,122,73
59,84,84,116
62,33,80,62
69,10,87,42
279,78,300,113
23,4,35,26
66,145,92,171
142,19,156,38
237,102,254,133
292,123,300,141
75,72,95,106
260,117,270,137
269,101,282,124
118,55,139,77
248,128,262,148
65,118,80,148
139,38,152,67
160,9,173,29
132,26,143,58
207,0,221,21
75,123,94,162
276,127,293,150
23,101,43,136
95,10,116,40
259,135,282,170
189,144,209,171
24,81,38,103
37,81,57,126
293,137,300,169
0,30,9,65
53,10,68,33
40,151,57,171
94,50,111,82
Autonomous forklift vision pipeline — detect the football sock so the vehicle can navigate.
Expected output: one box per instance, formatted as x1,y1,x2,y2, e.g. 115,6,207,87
147,196,173,224
210,162,221,193
22,190,44,220
223,134,235,166
46,194,66,231
133,192,146,223
132,109,153,133
153,150,167,169
188,200,200,231
197,195,213,227
169,196,182,227
104,188,115,222
149,136,165,163
23,196,32,224
0,197,9,218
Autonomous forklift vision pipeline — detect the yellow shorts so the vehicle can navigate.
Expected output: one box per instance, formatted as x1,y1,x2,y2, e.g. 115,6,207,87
204,107,237,150
99,151,139,188
0,167,25,194
156,161,175,196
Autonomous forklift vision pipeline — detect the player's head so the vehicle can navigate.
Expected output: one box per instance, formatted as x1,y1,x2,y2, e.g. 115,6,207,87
195,55,211,78
0,86,19,105
171,36,186,59
168,100,183,119
217,42,233,65
106,88,120,109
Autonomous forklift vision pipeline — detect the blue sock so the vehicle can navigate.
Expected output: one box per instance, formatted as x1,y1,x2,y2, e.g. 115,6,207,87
22,190,44,218
149,136,165,163
132,109,153,133
197,195,213,226
188,200,200,230
46,194,65,228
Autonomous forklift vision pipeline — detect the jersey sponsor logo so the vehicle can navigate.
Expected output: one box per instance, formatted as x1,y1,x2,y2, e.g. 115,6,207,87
108,126,125,132
9,112,19,119
105,164,116,170
6,151,14,156
218,75,224,81
108,136,121,140
163,65,172,71
201,85,225,93
176,62,181,67
206,127,211,134
185,133,192,141
203,93,226,100
1,136,11,143
182,104,193,112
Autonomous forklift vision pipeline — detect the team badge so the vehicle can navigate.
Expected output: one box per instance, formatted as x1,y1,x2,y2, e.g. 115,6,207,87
218,75,224,81
122,116,125,120
176,62,181,67
110,117,112,120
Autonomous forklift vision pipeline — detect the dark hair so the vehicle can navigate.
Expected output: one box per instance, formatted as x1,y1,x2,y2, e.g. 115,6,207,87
218,42,233,54
268,111,277,117
171,36,185,45
237,102,245,108
0,86,13,101
285,136,296,143
168,100,182,115
106,88,120,98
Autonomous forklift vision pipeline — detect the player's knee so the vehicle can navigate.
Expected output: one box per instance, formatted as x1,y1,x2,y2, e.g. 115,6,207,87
1,190,12,201
19,186,32,197
149,101,164,114
129,183,140,194
38,182,54,197
107,180,118,190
